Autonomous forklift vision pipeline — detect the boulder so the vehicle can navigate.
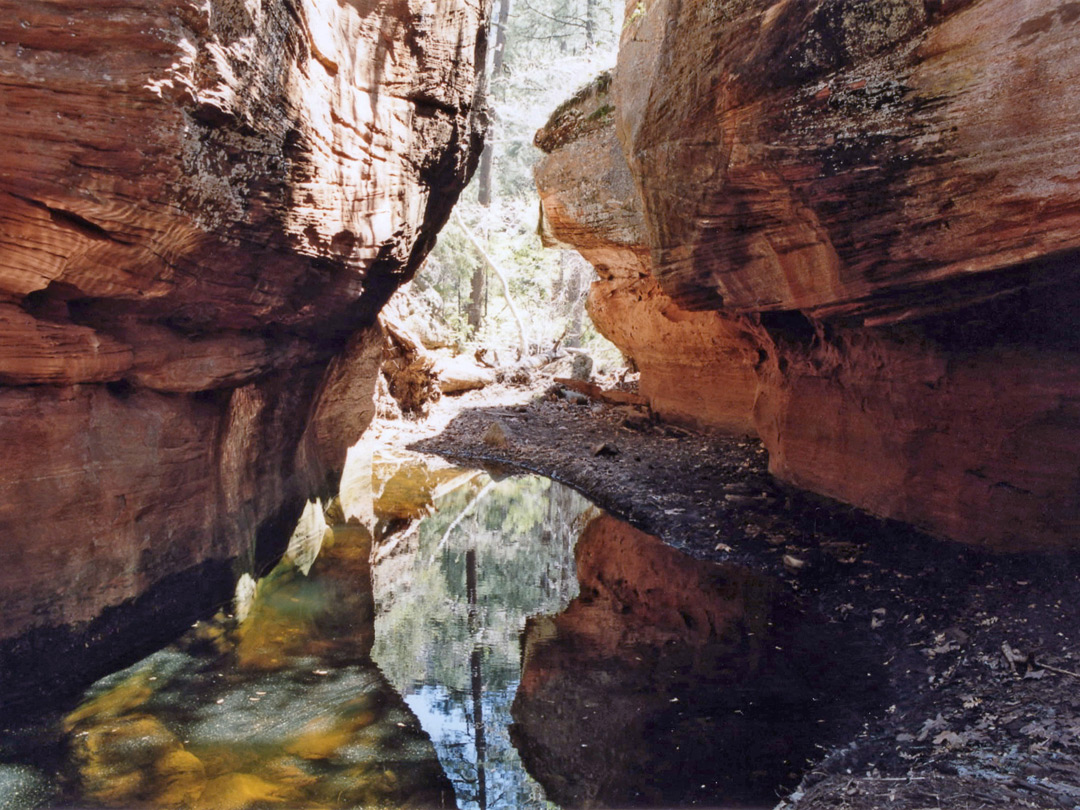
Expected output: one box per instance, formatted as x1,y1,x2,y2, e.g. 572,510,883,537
570,352,593,381
482,420,512,450
433,354,496,394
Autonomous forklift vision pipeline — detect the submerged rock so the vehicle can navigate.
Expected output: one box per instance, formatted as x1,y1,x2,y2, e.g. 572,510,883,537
0,764,56,810
59,519,454,810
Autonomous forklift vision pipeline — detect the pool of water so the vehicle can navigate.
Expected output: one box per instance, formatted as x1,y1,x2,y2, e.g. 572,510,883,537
370,466,591,810
0,447,884,809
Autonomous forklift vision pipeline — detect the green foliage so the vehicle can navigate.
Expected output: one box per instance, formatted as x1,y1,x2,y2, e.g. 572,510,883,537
427,198,624,364
535,69,614,152
579,318,626,371
586,102,614,122
542,68,613,133
417,0,626,366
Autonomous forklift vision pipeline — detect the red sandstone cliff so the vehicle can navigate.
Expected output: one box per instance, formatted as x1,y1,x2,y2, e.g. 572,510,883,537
0,0,487,701
536,0,1080,550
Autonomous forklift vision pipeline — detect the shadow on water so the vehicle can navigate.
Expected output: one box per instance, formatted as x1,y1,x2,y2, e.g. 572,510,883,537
0,449,888,809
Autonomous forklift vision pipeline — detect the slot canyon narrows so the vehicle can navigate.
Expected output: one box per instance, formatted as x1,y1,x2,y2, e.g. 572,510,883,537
0,1,1078,809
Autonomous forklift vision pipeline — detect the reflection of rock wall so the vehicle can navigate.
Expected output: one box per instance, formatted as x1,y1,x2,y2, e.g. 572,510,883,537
62,519,455,809
237,521,377,669
0,0,486,704
511,515,884,808
535,0,1080,550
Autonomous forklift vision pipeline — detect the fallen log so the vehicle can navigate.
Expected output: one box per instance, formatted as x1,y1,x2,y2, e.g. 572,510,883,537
553,377,649,407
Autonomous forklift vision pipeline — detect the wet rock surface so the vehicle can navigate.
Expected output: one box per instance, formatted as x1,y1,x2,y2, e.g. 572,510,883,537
414,384,1080,809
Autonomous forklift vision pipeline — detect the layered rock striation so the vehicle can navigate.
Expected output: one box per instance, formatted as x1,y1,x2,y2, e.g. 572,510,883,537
0,0,487,704
536,0,1080,550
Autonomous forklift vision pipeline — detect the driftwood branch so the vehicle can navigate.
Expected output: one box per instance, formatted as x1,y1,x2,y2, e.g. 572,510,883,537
553,377,649,407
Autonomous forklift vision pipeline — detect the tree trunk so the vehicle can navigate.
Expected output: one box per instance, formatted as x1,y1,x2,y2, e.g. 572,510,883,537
454,210,529,357
467,264,485,332
585,0,597,45
564,251,589,348
476,144,494,208
466,548,487,810
476,0,510,208
492,0,511,79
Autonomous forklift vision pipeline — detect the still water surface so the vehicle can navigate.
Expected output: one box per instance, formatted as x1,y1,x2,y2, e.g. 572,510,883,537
0,449,879,809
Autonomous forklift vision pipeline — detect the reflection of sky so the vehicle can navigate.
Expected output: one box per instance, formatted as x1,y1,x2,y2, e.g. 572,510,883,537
404,683,557,810
405,685,469,743
404,685,477,802
373,474,587,810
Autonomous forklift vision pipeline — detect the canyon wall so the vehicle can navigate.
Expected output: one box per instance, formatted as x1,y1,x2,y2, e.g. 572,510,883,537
0,0,487,704
536,0,1080,550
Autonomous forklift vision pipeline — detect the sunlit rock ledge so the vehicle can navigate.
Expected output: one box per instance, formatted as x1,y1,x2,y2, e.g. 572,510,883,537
0,0,487,704
536,0,1080,551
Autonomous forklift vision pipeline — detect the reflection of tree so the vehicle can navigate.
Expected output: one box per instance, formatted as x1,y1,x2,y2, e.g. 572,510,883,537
372,474,590,810
467,548,487,810
375,475,588,694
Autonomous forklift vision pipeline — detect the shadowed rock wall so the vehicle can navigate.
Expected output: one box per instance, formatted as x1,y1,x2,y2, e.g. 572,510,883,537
0,0,487,701
536,0,1080,550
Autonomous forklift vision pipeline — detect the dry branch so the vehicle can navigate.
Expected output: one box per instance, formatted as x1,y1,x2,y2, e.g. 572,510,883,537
554,377,648,407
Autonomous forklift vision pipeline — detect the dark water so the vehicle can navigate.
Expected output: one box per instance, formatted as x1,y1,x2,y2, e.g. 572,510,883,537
0,448,883,809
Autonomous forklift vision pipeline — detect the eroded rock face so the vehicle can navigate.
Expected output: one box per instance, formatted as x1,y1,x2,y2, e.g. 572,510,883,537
536,0,1080,550
0,0,486,703
617,0,1080,318
535,102,765,433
